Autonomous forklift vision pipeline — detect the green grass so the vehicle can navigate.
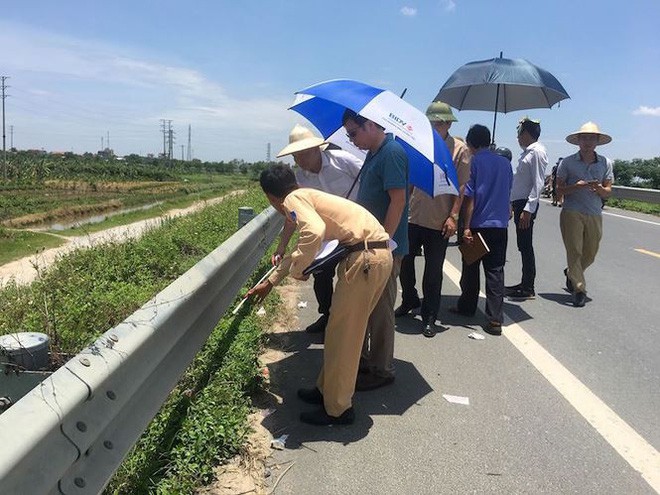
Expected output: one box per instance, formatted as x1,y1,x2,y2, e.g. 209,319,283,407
606,198,660,216
1,186,278,494
0,178,252,264
0,229,66,265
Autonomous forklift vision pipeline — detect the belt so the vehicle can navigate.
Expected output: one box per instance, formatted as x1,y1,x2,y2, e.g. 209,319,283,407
346,240,389,253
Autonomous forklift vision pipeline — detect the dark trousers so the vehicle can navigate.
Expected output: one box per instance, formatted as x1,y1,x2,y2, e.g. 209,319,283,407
313,264,335,315
457,228,507,324
399,223,449,321
511,199,538,291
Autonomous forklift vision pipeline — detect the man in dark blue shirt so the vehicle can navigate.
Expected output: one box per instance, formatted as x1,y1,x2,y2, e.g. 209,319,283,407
452,124,513,335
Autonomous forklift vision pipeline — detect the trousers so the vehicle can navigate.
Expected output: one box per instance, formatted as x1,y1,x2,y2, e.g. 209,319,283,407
316,248,392,416
313,265,335,315
559,209,603,293
361,256,402,378
399,223,449,321
456,228,507,324
511,199,538,290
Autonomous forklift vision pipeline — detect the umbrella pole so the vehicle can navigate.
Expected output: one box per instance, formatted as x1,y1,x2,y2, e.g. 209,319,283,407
492,83,500,145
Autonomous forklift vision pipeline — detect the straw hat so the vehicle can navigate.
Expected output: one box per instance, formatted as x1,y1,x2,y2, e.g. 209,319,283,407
426,101,458,123
566,122,612,146
277,124,326,157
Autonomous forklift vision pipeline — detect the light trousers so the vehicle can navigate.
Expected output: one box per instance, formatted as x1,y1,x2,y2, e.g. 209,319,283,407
316,248,392,417
560,209,603,293
361,256,402,378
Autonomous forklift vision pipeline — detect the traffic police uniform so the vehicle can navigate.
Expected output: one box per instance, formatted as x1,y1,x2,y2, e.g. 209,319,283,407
268,188,393,417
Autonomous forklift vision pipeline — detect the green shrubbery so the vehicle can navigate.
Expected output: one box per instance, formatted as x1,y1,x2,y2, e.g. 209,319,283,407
0,186,278,493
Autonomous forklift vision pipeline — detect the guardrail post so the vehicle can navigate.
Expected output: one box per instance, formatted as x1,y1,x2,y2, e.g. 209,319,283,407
238,207,255,228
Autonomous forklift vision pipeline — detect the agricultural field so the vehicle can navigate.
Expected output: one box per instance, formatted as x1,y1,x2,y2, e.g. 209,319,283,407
0,151,271,264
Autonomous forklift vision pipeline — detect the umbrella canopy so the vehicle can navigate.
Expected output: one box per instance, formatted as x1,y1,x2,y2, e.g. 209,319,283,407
290,79,459,198
435,54,570,142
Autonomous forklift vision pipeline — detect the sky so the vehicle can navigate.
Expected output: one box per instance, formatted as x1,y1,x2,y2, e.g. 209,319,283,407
2,0,659,164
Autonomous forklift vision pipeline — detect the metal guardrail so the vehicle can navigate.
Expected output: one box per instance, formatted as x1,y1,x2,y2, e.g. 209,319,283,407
0,207,282,495
611,185,660,204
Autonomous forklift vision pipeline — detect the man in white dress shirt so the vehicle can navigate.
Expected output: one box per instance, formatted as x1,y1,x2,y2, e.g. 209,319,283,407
274,124,363,333
505,117,548,300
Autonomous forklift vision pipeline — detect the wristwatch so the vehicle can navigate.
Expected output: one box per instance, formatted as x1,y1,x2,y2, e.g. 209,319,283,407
450,213,459,221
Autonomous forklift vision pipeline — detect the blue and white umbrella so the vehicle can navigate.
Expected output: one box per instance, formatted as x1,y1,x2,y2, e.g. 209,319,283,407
290,79,458,198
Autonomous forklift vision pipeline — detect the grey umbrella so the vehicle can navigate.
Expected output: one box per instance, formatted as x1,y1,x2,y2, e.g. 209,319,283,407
435,52,570,143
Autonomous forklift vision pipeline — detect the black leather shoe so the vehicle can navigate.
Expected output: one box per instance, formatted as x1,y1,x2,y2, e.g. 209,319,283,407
305,314,329,333
422,323,435,338
300,407,355,426
504,283,523,295
564,268,574,293
394,301,420,317
506,288,536,300
573,291,587,307
484,322,502,336
297,387,323,405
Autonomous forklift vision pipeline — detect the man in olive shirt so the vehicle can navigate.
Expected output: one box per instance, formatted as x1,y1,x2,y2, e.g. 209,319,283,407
248,164,392,425
395,101,470,337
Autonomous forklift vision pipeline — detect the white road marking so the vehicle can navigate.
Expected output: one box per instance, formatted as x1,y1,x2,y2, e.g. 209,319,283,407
635,248,660,259
443,259,660,493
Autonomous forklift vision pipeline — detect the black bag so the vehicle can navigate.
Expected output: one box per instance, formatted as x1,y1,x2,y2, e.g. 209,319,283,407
302,244,350,276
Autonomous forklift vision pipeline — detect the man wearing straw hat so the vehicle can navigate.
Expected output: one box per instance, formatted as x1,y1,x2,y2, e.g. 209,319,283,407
395,101,471,337
556,122,613,307
275,124,363,333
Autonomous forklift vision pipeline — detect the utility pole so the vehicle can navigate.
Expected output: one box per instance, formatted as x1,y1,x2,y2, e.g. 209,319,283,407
10,125,14,150
160,119,172,159
180,145,184,161
101,136,104,150
266,142,271,163
107,131,110,151
1,76,9,180
168,127,175,160
187,124,192,161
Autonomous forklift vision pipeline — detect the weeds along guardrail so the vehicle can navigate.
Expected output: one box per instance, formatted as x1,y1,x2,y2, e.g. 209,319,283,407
611,185,660,204
0,207,282,494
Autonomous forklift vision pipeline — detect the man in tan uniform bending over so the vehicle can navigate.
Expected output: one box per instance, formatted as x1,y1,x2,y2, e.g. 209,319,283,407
249,164,393,426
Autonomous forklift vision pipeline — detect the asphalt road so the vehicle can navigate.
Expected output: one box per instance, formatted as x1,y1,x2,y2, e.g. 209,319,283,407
261,201,659,495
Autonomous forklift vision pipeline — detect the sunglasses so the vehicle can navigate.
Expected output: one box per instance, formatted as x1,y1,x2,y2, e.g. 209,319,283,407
345,124,363,139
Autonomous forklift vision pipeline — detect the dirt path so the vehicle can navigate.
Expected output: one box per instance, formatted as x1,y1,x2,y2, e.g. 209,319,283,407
0,191,245,286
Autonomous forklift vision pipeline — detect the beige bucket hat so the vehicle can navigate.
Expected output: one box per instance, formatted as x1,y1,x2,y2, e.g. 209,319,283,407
566,121,612,146
277,124,326,157
426,101,458,123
